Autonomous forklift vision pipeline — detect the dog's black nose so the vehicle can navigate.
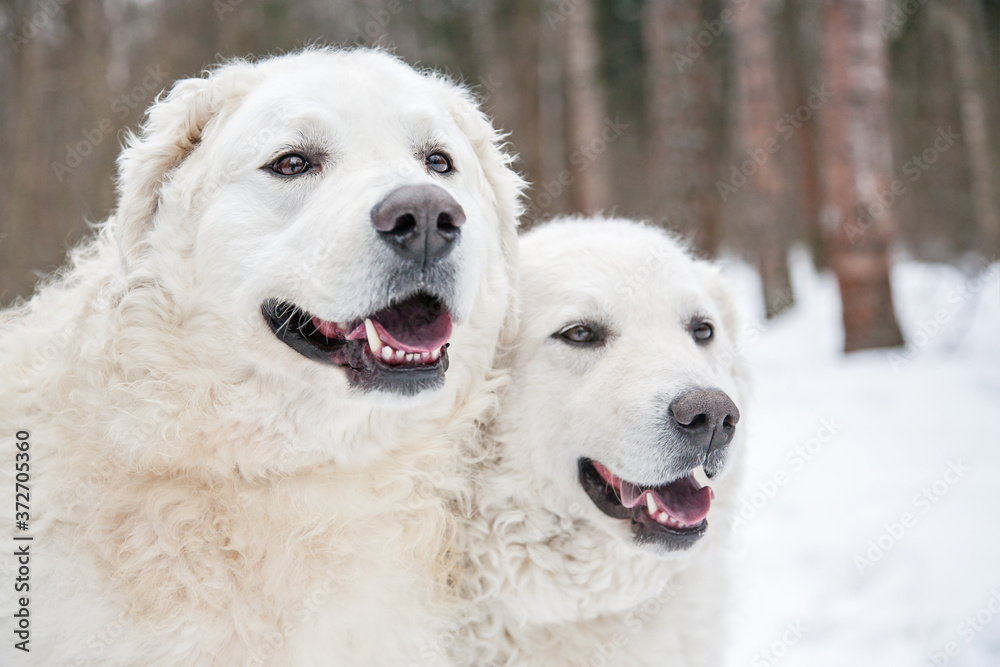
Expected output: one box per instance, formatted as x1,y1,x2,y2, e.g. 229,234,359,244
669,388,740,476
371,184,465,266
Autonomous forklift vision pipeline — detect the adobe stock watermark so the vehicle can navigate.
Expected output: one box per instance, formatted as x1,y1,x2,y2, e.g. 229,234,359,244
612,241,675,298
186,102,298,213
404,621,461,667
730,417,844,532
70,617,127,667
51,65,170,182
704,282,795,381
672,0,751,73
243,574,343,667
844,126,960,243
853,460,968,574
879,0,931,39
717,83,832,202
543,0,587,32
6,0,70,53
587,581,680,667
524,116,628,219
350,0,417,44
750,619,808,667
214,0,247,21
923,589,1000,667
888,260,999,371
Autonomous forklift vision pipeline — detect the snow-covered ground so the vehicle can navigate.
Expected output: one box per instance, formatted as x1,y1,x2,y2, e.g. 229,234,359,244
720,251,1000,667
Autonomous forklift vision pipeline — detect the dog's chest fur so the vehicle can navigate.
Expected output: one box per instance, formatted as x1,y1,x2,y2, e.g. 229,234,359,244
31,428,460,666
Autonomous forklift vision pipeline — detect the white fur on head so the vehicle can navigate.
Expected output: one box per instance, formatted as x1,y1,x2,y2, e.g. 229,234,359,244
92,48,529,473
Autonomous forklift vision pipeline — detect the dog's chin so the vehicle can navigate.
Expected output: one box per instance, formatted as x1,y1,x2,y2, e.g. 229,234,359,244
578,458,711,554
261,291,453,397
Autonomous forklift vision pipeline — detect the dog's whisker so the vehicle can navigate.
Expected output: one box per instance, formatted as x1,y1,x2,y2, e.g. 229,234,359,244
275,312,295,338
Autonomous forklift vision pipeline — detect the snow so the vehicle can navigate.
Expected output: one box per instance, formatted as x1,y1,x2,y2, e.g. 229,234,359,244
719,250,1000,667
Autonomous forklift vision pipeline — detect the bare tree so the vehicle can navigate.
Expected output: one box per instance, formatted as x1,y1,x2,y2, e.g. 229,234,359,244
936,0,1000,253
731,0,795,318
644,0,722,255
780,0,827,267
481,1,547,222
561,0,610,215
820,0,904,352
3,3,46,304
1,0,113,304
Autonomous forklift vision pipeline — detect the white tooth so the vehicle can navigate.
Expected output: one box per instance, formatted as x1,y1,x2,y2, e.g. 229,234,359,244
395,349,405,361
420,352,430,362
364,318,383,354
430,348,441,361
646,493,657,516
381,346,393,362
405,353,415,363
658,512,670,524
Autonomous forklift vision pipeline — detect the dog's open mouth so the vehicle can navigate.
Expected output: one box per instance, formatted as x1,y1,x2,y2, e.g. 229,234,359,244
262,291,452,394
578,458,712,551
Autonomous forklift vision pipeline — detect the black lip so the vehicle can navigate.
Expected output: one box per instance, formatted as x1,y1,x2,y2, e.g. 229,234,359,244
261,298,450,396
578,458,707,552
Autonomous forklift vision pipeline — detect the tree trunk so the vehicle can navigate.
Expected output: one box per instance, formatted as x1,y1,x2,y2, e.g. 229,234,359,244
470,1,546,223
644,0,722,256
561,0,610,215
820,0,905,352
781,0,827,268
731,0,795,318
937,0,1000,254
537,0,566,221
4,5,46,304
68,0,114,222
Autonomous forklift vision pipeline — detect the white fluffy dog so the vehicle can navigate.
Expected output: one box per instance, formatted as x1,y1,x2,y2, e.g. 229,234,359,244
0,49,522,665
455,219,749,666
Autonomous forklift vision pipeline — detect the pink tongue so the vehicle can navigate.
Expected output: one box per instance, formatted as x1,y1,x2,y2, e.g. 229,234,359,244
594,463,713,525
346,300,453,354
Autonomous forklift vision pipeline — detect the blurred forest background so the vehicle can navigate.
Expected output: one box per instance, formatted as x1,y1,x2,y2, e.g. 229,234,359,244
0,0,998,351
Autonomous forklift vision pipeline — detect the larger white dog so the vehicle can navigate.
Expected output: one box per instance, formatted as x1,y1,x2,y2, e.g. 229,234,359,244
455,219,749,666
0,49,522,665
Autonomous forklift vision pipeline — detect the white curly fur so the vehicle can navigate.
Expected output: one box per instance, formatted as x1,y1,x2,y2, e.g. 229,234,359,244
0,48,523,666
451,219,750,667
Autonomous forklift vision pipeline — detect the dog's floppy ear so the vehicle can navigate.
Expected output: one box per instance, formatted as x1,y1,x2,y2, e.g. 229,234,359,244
112,65,248,271
436,78,527,347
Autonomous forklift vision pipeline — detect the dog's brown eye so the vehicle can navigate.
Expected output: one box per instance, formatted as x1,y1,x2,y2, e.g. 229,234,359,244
271,153,310,176
557,324,601,346
426,152,453,174
692,321,714,344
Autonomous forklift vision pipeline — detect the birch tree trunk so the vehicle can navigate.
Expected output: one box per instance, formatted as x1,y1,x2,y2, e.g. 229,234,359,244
820,0,905,352
782,0,827,267
937,0,1000,253
644,0,722,256
472,0,545,222
732,0,795,318
562,0,610,215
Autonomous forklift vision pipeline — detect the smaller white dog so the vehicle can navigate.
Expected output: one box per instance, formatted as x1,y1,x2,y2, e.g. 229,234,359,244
454,218,749,666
